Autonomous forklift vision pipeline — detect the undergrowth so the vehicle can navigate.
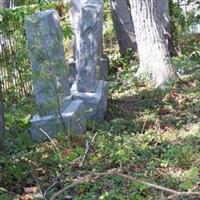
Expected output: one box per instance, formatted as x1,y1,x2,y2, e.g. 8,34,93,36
1,55,200,200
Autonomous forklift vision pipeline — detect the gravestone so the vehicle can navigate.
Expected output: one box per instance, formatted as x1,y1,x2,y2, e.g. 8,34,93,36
98,55,109,81
25,9,86,140
75,0,103,92
69,0,82,61
70,0,108,121
69,0,109,84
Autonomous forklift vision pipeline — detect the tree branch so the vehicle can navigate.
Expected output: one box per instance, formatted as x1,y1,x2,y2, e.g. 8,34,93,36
50,169,200,200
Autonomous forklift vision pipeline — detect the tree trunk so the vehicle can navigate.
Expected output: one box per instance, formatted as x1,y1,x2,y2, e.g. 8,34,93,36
157,0,176,56
110,0,137,56
0,80,4,150
130,0,175,88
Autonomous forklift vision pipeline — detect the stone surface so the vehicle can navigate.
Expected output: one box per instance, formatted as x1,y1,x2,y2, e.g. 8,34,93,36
72,0,104,92
70,0,108,121
98,55,109,80
25,10,87,140
71,80,108,121
69,0,82,60
30,100,86,140
68,59,77,86
25,9,71,115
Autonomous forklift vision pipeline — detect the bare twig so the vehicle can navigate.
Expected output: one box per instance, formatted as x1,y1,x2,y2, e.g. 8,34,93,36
33,175,45,199
80,139,89,164
50,169,117,200
115,172,200,198
141,116,147,134
43,170,66,198
0,80,4,150
50,169,200,200
80,131,98,167
44,179,59,198
39,128,59,152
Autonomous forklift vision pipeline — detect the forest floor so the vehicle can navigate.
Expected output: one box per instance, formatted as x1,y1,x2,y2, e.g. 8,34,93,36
1,56,200,200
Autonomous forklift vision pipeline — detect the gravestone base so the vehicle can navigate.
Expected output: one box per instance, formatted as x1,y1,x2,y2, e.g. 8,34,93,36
30,100,86,141
71,80,108,121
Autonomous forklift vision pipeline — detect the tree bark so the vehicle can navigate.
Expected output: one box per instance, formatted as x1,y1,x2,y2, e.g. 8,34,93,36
157,0,175,56
110,0,137,56
0,80,4,150
130,0,175,88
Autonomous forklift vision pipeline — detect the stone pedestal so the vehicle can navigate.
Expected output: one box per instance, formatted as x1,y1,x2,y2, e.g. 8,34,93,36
30,100,86,140
25,10,86,140
71,80,108,121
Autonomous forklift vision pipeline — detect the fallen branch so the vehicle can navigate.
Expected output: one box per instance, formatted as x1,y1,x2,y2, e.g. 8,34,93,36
43,176,60,198
50,169,200,200
115,172,200,197
50,169,117,200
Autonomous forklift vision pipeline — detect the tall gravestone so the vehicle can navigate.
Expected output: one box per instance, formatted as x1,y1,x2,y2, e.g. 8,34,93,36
69,0,82,61
68,1,81,86
25,10,86,140
70,0,109,121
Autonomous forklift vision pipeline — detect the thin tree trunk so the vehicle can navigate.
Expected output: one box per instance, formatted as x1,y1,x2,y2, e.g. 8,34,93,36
0,80,4,150
157,0,176,56
110,0,137,56
130,0,175,88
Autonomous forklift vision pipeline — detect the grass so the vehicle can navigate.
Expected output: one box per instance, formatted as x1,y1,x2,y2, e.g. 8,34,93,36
1,56,200,199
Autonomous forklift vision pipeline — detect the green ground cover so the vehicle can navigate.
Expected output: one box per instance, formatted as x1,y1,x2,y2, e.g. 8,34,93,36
1,55,200,200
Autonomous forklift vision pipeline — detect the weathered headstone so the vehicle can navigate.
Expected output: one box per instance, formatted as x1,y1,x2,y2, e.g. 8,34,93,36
25,10,71,115
25,9,86,140
71,0,103,92
69,0,82,61
70,0,108,121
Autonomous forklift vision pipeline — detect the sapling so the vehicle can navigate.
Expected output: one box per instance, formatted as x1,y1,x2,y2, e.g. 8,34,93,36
0,80,5,149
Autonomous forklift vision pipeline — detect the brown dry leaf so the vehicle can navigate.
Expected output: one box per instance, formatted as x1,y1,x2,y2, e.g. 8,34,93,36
61,148,73,158
188,80,198,88
158,108,171,115
21,194,34,200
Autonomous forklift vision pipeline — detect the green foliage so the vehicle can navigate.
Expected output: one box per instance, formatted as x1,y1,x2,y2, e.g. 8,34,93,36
179,34,200,61
1,56,200,199
0,2,72,106
62,22,74,39
169,0,200,59
1,1,200,199
109,50,137,93
103,1,114,37
169,0,196,39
